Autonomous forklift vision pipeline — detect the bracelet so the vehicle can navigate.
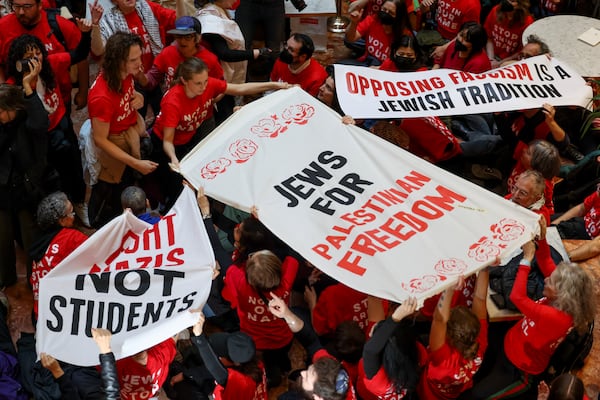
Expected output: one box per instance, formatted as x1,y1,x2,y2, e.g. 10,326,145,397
520,258,532,267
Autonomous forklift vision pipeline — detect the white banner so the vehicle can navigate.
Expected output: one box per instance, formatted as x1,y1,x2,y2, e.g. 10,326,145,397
179,87,540,304
37,187,214,367
334,55,593,118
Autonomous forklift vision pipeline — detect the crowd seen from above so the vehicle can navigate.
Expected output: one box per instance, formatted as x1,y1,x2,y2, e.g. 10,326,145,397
0,0,600,398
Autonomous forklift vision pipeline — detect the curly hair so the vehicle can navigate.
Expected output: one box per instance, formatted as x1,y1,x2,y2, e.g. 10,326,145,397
7,34,55,91
551,262,596,335
309,357,346,400
37,191,70,231
102,32,143,93
446,306,481,360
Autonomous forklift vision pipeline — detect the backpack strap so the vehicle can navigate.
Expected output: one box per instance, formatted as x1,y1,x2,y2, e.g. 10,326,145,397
46,8,68,51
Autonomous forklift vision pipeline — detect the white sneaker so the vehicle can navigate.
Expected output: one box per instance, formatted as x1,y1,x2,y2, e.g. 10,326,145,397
74,203,90,227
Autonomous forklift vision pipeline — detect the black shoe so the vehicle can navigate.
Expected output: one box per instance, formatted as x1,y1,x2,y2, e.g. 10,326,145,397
562,144,585,162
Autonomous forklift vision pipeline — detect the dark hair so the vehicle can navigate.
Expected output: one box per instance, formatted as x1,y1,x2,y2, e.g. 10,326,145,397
382,0,412,43
310,357,345,400
235,217,275,265
390,34,425,68
291,32,315,59
174,57,208,87
529,140,560,180
0,84,25,112
102,32,143,93
496,0,530,27
454,22,488,59
381,320,420,394
547,373,585,400
245,250,282,292
333,321,366,364
7,34,56,91
446,306,481,360
526,34,551,56
37,191,70,230
322,65,342,114
120,186,147,216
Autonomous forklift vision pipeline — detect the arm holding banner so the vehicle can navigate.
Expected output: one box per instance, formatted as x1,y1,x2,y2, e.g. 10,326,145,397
224,81,292,97
190,313,229,387
92,328,121,400
429,278,460,353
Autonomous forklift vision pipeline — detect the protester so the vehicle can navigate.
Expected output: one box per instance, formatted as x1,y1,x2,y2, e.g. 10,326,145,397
270,33,327,97
87,32,158,229
433,22,491,74
470,222,596,399
506,170,551,223
552,183,600,241
378,34,427,72
344,0,413,66
0,71,49,288
537,373,587,400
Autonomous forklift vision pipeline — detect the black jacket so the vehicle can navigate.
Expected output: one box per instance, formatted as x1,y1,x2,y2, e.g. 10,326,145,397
0,91,49,210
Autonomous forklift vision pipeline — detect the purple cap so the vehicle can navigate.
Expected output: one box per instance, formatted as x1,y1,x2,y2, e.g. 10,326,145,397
167,16,202,35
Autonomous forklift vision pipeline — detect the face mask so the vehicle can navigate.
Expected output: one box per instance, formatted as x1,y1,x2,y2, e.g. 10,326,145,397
227,0,240,9
279,49,294,64
393,56,416,71
499,0,515,12
454,40,469,52
378,10,395,25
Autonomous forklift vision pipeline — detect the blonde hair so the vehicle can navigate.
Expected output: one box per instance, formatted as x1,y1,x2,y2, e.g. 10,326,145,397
245,250,282,292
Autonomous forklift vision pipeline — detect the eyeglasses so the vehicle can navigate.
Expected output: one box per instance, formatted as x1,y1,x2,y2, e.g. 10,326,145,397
12,3,36,10
511,185,530,198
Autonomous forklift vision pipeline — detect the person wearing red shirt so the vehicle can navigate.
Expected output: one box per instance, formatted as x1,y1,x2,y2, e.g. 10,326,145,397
506,170,551,224
87,32,158,228
116,338,177,400
224,250,299,388
345,0,412,66
0,0,87,108
29,192,88,318
270,33,327,97
418,270,489,400
150,57,289,207
484,0,533,68
469,224,596,399
434,22,491,74
92,0,184,117
268,292,358,400
378,34,427,73
435,0,480,40
188,312,268,400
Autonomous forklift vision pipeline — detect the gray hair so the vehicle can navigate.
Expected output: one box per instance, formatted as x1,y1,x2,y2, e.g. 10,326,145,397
526,34,551,56
37,192,69,230
121,186,147,216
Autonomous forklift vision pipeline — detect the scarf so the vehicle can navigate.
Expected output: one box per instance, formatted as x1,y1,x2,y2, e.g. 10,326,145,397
100,0,163,57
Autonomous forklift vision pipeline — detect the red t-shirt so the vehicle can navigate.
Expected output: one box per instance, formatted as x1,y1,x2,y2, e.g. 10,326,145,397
223,257,299,350
484,5,533,60
356,342,427,400
153,78,228,143
583,192,600,239
213,363,268,400
30,228,87,317
270,58,327,97
418,319,488,399
312,283,368,337
504,241,573,375
356,15,393,63
420,274,475,319
116,339,177,400
439,41,491,73
399,116,462,163
435,0,481,40
88,73,138,134
153,44,224,89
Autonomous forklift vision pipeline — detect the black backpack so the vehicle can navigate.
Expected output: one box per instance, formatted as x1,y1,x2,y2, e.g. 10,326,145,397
542,320,595,381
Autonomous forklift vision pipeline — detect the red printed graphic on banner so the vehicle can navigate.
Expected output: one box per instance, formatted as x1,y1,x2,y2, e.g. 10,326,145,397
434,258,468,276
468,236,506,262
201,158,232,179
402,275,439,294
251,116,287,138
281,103,315,125
490,218,525,241
229,139,258,163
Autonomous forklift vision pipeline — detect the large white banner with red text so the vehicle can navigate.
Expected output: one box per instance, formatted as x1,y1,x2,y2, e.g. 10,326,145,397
37,187,214,367
334,55,592,118
179,87,540,303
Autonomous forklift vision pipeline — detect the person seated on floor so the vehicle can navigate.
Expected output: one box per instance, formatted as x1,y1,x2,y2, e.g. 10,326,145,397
433,22,491,74
418,269,490,399
186,312,267,400
378,34,427,73
483,0,534,69
469,221,596,399
120,185,160,224
344,0,413,67
355,296,425,400
506,170,551,223
506,139,561,215
500,34,550,66
270,33,327,97
268,292,358,400
552,182,600,241
29,191,88,319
